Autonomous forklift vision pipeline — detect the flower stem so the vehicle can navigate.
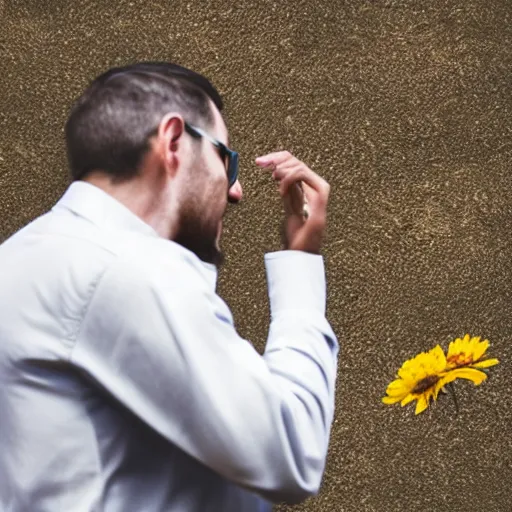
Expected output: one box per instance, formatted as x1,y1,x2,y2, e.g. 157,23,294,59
447,382,459,415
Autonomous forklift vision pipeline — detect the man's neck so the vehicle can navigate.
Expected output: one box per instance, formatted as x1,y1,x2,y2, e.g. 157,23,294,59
83,172,175,239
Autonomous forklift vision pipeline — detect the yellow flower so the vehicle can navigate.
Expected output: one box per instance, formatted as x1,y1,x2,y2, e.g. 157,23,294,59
383,345,487,415
446,334,499,370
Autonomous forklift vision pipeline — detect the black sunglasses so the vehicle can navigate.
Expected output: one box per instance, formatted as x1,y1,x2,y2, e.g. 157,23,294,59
184,122,239,187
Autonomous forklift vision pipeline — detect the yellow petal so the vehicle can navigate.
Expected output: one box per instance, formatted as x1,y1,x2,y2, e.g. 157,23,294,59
473,339,489,361
385,390,410,401
398,365,427,382
397,368,412,380
447,341,458,359
401,394,416,407
382,395,401,404
415,395,429,414
385,381,411,397
386,379,407,390
441,368,487,387
430,345,447,370
473,358,499,369
438,373,457,387
433,383,442,400
401,358,416,370
385,390,408,399
448,338,459,350
425,387,435,403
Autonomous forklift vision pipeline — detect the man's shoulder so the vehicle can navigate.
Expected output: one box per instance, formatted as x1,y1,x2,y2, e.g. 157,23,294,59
104,237,216,295
0,208,216,303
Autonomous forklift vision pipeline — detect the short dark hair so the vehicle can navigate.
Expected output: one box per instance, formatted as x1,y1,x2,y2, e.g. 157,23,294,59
65,62,223,182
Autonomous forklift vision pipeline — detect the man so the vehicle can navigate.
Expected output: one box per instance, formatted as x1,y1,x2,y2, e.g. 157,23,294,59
0,62,339,511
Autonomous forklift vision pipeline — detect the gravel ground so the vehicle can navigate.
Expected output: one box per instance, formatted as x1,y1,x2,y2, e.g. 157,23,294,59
1,1,511,510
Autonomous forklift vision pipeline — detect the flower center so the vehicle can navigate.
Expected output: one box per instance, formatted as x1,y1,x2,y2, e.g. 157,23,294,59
447,354,473,367
412,375,440,394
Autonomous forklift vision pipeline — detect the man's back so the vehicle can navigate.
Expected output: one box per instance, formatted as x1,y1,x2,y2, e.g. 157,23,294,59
0,182,339,511
0,186,270,511
0,203,117,509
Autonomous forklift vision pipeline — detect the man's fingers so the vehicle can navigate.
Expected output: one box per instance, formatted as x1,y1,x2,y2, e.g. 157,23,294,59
288,182,309,218
258,151,329,253
255,150,294,168
278,165,329,199
256,150,330,218
271,163,303,182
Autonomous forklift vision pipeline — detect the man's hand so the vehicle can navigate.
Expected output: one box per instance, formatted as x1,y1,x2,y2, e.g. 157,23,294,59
255,151,330,254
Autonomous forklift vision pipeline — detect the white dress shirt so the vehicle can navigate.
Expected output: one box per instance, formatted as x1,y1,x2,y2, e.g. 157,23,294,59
0,181,339,512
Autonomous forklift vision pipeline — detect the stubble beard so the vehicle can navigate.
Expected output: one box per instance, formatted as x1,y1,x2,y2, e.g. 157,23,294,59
173,197,225,269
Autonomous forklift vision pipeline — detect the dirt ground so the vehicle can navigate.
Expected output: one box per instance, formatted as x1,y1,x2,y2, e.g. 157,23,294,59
1,1,511,510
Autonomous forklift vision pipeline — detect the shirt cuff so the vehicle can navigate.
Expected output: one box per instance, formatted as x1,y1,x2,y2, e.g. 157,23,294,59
264,250,327,318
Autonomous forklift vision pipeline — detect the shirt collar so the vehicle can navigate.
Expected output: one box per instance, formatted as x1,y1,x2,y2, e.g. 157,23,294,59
53,181,159,238
53,181,219,289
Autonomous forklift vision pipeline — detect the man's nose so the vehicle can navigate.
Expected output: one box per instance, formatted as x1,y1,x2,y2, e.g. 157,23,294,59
228,179,243,203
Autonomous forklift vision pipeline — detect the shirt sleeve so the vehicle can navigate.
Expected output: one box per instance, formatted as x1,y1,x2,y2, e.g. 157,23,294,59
71,248,339,504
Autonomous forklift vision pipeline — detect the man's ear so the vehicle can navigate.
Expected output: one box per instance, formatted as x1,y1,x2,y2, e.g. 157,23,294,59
158,113,185,173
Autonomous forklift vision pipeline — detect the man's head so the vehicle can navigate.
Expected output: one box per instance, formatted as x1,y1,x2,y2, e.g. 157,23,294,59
65,62,242,267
